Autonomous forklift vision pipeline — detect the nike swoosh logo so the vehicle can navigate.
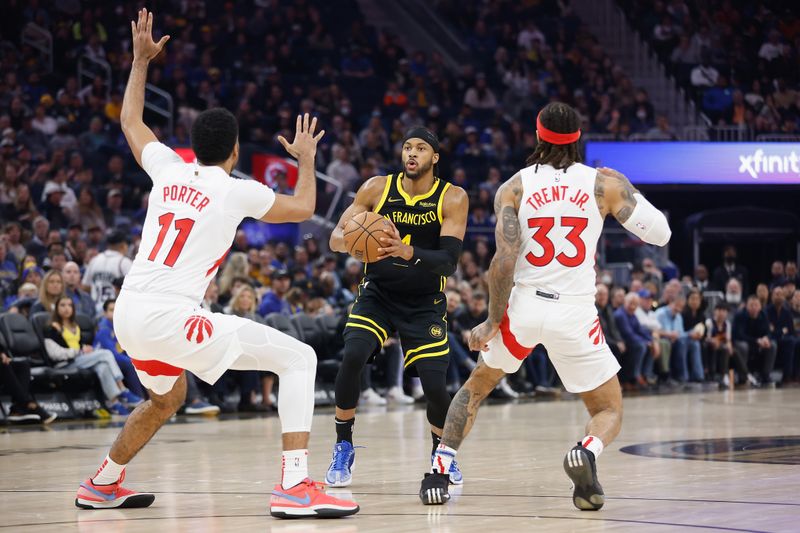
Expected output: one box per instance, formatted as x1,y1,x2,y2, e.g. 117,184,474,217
387,197,404,203
434,299,444,305
272,490,311,505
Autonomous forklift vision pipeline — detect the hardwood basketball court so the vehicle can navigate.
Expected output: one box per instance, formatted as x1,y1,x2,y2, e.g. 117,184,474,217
1,388,798,532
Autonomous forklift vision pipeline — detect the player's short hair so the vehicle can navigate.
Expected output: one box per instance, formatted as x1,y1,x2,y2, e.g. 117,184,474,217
527,102,583,171
191,108,239,165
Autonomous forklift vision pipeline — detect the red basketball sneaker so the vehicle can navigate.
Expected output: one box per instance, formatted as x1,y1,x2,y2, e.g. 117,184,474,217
269,478,359,518
75,471,155,509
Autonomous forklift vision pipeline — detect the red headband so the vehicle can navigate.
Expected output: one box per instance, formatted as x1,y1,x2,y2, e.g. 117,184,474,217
536,114,581,145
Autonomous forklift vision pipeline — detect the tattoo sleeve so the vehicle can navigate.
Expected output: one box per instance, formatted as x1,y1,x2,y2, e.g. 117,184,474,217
613,175,638,223
486,175,523,325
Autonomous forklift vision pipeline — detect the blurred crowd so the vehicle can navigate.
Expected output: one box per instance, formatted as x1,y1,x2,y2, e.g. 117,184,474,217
1,1,799,423
621,0,800,134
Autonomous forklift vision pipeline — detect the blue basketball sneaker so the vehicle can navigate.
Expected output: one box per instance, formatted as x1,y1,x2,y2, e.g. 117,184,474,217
325,441,355,487
432,454,463,485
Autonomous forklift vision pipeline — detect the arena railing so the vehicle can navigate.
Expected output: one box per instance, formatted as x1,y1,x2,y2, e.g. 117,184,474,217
77,54,112,100
21,23,52,74
144,83,174,139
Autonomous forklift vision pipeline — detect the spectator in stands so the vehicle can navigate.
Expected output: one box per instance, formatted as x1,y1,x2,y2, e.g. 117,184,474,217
683,289,706,334
62,261,95,317
725,277,744,310
317,271,353,310
26,216,50,262
634,289,667,378
258,269,291,317
31,269,65,314
5,282,38,315
769,261,786,289
0,241,17,291
43,296,143,416
712,245,749,294
95,299,144,398
690,51,719,88
4,222,26,263
756,283,770,309
693,264,710,292
611,287,626,310
784,262,799,286
326,144,360,193
0,346,56,424
202,279,223,313
615,292,656,390
657,295,704,385
705,303,751,387
82,230,131,313
765,287,797,386
733,295,777,386
76,187,106,232
596,283,626,362
463,73,497,110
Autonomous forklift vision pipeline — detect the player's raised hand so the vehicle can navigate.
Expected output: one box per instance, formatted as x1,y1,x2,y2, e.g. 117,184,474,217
278,113,325,160
469,320,499,352
131,8,170,62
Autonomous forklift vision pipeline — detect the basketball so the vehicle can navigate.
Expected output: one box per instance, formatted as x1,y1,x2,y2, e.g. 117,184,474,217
343,211,393,263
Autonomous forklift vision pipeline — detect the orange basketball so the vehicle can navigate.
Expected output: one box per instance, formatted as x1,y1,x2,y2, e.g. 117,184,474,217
343,211,393,263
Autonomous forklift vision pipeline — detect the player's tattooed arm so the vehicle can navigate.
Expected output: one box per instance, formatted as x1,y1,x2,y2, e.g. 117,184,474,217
468,174,523,352
486,173,523,325
596,167,640,222
329,176,387,252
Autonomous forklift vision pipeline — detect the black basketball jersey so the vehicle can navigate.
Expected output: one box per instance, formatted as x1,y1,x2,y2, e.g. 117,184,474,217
365,172,451,296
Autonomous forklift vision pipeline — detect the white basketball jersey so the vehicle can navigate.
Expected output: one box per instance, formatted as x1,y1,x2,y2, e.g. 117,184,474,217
123,142,275,304
513,162,603,297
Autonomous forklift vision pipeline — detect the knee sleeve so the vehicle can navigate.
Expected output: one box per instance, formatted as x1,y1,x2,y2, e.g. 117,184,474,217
417,363,450,428
335,335,379,410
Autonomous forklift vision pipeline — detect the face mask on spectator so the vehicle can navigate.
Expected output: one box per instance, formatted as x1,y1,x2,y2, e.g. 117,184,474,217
725,291,741,304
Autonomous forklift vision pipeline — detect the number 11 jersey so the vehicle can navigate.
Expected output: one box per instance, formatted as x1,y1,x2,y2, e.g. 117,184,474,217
123,142,276,304
513,162,603,298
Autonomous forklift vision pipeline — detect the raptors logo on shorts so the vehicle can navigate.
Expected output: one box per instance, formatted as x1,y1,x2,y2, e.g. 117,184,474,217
589,317,605,346
184,315,213,343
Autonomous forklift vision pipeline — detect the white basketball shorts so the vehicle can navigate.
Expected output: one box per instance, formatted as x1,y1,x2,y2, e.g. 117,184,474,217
114,289,311,396
482,286,620,393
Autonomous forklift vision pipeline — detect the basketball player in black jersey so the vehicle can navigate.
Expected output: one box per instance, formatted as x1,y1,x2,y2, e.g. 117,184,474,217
326,127,469,487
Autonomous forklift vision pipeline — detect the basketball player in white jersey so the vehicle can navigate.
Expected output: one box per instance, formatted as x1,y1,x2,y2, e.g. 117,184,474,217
81,229,132,313
74,9,358,518
420,102,671,509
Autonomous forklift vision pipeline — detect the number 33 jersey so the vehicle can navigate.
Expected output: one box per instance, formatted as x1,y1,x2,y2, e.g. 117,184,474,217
123,142,276,304
513,162,603,298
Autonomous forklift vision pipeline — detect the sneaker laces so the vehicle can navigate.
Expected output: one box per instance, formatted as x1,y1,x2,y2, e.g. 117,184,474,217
331,444,353,471
302,478,327,491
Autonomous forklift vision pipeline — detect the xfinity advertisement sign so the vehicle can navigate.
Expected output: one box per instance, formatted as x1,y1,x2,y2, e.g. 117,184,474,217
585,142,800,185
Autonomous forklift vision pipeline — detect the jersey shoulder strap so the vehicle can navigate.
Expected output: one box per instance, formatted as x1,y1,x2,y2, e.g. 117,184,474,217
373,174,394,213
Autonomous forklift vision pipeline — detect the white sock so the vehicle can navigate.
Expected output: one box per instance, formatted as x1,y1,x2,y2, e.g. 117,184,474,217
92,454,126,485
431,444,457,474
281,449,309,490
582,435,604,458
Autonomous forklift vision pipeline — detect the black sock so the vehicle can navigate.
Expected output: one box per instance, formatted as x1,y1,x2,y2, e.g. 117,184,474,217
431,432,441,456
335,417,354,444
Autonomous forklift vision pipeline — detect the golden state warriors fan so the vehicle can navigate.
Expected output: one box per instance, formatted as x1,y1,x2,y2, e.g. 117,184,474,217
74,9,358,519
326,126,469,487
420,102,671,509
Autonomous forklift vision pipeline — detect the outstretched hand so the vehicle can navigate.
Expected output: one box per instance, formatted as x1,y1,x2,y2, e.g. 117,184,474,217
278,113,325,160
131,8,170,62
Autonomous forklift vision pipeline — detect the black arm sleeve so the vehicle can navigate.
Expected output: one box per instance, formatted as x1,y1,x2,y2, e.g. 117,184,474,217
411,236,463,277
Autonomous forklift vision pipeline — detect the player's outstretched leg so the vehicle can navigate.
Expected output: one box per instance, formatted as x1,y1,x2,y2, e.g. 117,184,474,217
417,361,463,485
326,335,376,487
420,360,505,505
230,321,359,518
76,372,188,509
563,375,622,511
